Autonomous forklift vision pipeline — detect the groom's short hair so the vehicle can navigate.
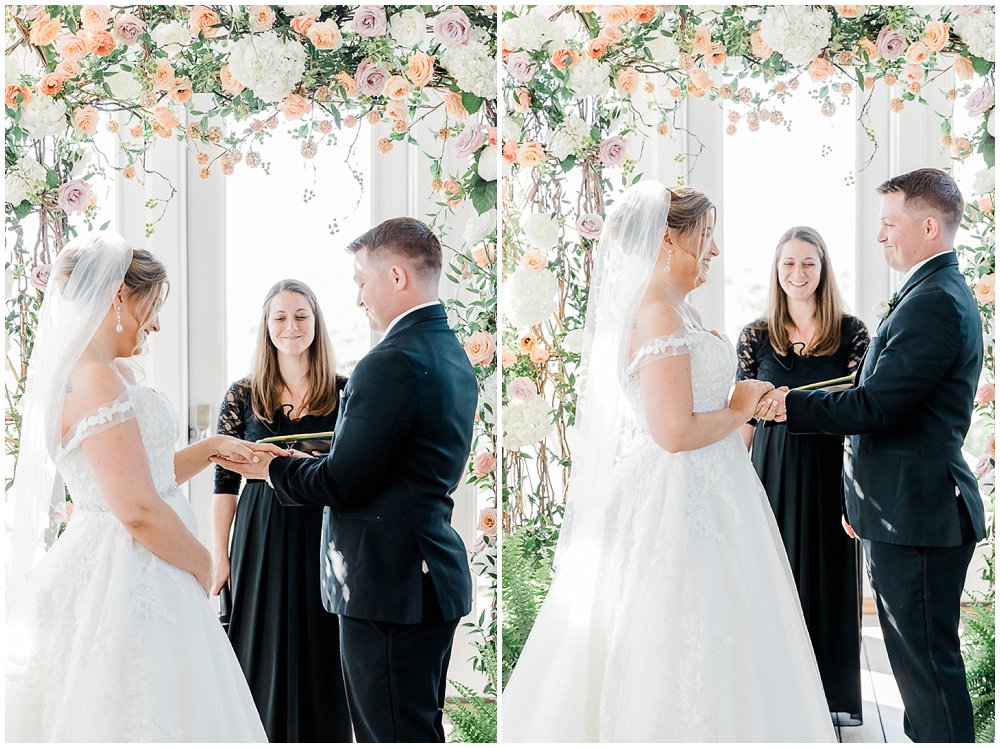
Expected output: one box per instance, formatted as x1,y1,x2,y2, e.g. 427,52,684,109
346,218,442,282
877,168,964,235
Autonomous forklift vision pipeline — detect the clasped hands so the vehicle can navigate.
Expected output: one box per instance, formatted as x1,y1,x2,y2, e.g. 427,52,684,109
208,436,316,482
731,380,789,422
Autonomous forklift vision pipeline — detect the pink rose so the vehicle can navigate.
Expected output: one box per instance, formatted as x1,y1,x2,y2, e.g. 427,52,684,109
350,5,387,38
113,12,145,45
433,6,472,48
53,500,74,525
355,59,390,97
57,179,93,213
509,376,538,402
876,27,907,61
248,5,276,32
966,85,994,117
454,123,484,158
18,5,45,21
949,5,982,16
476,507,498,536
577,212,603,239
473,452,496,477
598,135,628,167
506,51,535,83
974,454,992,478
29,263,52,291
975,382,995,406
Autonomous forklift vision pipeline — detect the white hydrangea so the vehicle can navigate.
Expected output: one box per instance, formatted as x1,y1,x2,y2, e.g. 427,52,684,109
646,35,680,64
440,28,495,99
105,67,143,100
568,55,612,100
502,10,557,52
5,156,48,206
464,208,496,245
503,396,554,450
20,95,68,139
389,8,425,47
522,213,560,249
973,166,995,196
548,114,592,160
954,8,996,62
477,145,498,182
479,371,497,423
759,5,833,67
227,31,307,103
503,266,558,327
5,43,43,85
150,20,191,55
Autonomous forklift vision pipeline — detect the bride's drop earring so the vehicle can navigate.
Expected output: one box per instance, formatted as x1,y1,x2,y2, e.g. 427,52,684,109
663,248,673,273
115,305,123,333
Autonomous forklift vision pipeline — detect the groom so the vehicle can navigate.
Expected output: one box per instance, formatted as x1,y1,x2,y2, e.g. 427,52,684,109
766,168,985,742
215,218,477,742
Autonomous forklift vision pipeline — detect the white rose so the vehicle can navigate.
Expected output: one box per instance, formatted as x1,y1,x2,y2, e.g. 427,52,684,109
561,328,585,355
973,167,995,196
873,299,892,320
503,266,558,327
477,145,498,182
20,95,68,139
464,209,496,245
281,5,322,18
646,35,680,64
502,115,522,140
759,5,833,67
988,109,996,138
389,8,426,47
569,55,612,100
522,213,560,249
227,31,307,103
150,20,191,54
503,396,554,450
105,67,143,100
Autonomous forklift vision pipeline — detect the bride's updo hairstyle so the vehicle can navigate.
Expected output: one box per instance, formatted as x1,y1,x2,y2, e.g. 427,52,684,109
665,186,716,281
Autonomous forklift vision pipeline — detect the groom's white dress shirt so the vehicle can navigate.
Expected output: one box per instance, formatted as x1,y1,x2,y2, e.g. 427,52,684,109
382,301,440,338
898,250,953,290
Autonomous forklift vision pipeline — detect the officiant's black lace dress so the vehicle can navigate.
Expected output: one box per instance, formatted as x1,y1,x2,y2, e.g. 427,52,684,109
737,315,869,725
215,377,352,743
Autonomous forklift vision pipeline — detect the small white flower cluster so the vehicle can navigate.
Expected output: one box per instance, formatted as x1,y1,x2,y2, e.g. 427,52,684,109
5,156,48,207
227,31,307,103
20,95,68,139
759,5,833,67
953,8,996,62
549,115,593,160
503,396,554,450
569,56,612,100
502,10,557,52
440,28,496,100
503,266,558,328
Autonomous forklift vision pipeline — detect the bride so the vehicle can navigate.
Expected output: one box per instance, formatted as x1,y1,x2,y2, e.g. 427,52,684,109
6,232,270,741
502,182,836,742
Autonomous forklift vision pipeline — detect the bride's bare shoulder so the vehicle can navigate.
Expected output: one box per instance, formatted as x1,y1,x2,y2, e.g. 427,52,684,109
629,302,686,357
63,361,127,425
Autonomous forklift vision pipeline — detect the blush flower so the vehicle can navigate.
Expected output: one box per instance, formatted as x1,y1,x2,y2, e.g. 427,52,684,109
113,12,145,45
355,59,390,97
577,213,603,239
464,331,496,366
598,135,628,167
876,27,907,61
57,179,93,213
473,453,496,478
350,5,387,38
433,6,472,48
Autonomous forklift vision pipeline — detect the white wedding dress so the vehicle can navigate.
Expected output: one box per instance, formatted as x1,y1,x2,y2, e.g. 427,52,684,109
6,383,268,742
503,321,836,742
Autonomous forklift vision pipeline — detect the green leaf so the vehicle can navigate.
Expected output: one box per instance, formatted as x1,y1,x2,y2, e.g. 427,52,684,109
471,180,498,215
971,55,992,77
462,92,484,114
979,135,995,170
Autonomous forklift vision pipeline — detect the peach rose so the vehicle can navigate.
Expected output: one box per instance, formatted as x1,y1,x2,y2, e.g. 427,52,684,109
978,194,994,216
385,100,408,120
56,33,88,61
473,452,496,478
551,48,579,70
858,36,879,61
308,20,343,50
975,382,995,407
190,6,221,38
85,30,116,56
39,73,64,96
5,85,32,107
502,140,518,162
953,136,972,158
889,97,905,113
442,179,462,205
334,71,359,97
902,63,924,83
55,60,81,79
974,274,995,305
750,28,773,59
517,334,537,353
444,91,467,119
529,345,550,364
707,44,726,66
476,507,498,536
808,57,835,81
922,21,950,53
153,106,180,135
599,25,623,44
30,13,62,47
152,59,176,92
520,249,549,272
220,64,244,95
905,41,929,64
407,52,434,87
513,88,531,113
689,68,713,91
281,93,312,120
952,54,974,81
628,5,657,23
291,15,314,35
376,137,393,154
501,346,518,367
471,243,494,268
691,25,712,55
516,141,546,167
600,5,630,27
487,126,497,146
169,79,192,104
464,331,496,366
80,5,110,30
248,5,276,32
72,105,98,134
614,67,640,94
835,5,865,17
584,37,609,59
383,75,411,100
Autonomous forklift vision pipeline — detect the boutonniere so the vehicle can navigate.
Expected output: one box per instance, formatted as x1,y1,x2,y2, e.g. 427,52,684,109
874,292,901,321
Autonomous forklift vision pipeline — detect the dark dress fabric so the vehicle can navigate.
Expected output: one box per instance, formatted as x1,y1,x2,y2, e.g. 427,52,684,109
736,315,869,723
214,376,352,743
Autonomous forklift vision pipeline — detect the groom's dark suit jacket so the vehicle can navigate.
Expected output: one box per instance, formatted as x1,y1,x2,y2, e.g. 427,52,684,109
269,303,478,624
786,251,985,547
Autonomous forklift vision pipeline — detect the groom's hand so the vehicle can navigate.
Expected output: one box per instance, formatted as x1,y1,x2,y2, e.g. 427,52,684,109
210,449,276,482
760,387,789,422
841,515,857,539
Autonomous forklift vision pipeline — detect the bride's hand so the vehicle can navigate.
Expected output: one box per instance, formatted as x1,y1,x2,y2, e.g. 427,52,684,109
208,436,289,464
730,380,775,421
210,554,230,596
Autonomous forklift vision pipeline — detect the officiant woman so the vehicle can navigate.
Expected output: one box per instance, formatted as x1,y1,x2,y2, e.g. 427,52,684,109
736,227,870,725
211,279,352,742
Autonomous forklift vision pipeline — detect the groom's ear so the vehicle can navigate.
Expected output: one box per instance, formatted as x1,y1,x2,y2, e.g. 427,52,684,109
389,263,409,291
923,215,941,241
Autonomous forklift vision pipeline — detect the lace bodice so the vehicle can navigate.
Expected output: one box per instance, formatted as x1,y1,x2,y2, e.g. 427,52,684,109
55,385,189,522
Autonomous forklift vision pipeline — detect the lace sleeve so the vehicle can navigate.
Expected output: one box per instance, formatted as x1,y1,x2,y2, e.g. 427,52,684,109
213,380,248,495
736,325,760,381
626,333,695,375
61,390,137,453
845,316,870,373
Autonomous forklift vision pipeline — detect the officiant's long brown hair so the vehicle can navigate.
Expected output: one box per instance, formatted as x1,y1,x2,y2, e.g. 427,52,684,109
764,227,846,357
249,279,339,422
